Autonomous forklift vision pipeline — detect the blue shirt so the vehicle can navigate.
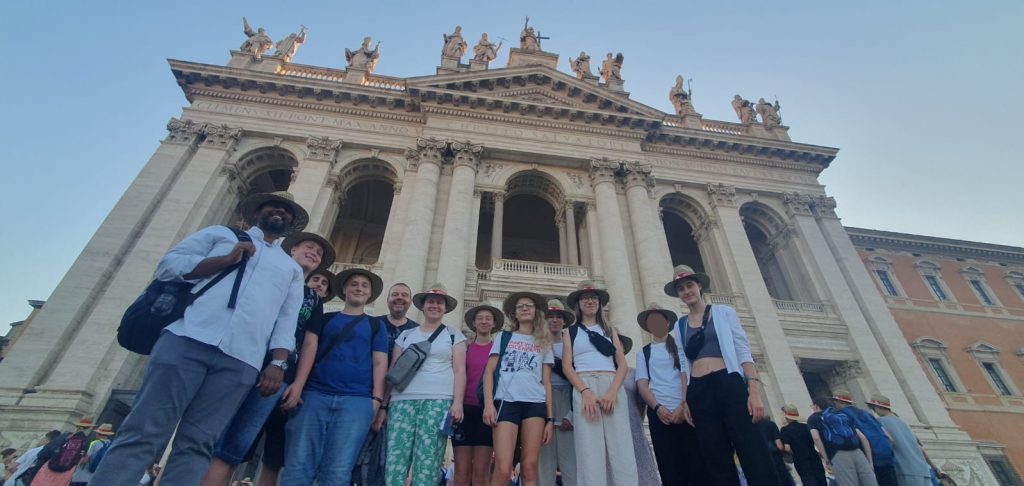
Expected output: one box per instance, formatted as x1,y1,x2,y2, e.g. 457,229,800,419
157,225,303,371
306,313,388,396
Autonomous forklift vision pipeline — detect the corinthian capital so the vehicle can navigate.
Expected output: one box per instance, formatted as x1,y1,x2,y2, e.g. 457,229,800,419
414,137,447,167
165,117,203,145
621,161,655,192
782,192,814,217
305,136,344,162
199,123,243,151
706,183,737,209
450,140,484,170
811,195,838,219
589,158,621,186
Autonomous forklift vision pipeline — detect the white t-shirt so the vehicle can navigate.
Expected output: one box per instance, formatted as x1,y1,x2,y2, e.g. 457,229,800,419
635,342,684,410
569,324,616,372
550,342,570,387
492,332,553,403
392,324,467,401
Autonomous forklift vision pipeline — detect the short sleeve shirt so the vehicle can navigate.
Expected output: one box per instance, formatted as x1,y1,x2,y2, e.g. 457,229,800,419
780,421,820,464
492,332,553,403
634,342,684,410
392,325,467,401
306,313,388,396
377,315,419,362
756,419,783,454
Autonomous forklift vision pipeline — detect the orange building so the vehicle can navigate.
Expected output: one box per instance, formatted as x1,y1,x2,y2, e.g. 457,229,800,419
849,227,1024,484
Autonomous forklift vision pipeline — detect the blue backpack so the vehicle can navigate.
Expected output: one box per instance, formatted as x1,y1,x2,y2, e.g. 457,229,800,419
820,407,860,450
88,439,111,473
842,406,894,466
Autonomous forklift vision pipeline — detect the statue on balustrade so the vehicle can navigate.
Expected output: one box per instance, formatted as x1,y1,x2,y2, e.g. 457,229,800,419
520,16,540,51
569,52,594,79
732,94,758,124
345,36,381,72
472,33,502,62
442,25,468,59
600,52,624,83
669,75,695,115
240,17,273,61
756,97,782,128
273,25,307,63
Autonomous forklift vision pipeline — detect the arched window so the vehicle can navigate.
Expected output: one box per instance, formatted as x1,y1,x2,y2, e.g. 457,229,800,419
914,261,954,303
328,159,398,266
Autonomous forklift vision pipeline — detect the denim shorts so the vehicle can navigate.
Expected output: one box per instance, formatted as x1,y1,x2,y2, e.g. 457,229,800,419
212,382,287,465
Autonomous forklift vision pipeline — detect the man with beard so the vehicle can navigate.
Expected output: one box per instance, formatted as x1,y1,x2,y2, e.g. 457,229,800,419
91,192,308,486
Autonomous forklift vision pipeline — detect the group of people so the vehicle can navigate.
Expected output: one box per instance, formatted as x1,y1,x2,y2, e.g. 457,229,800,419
14,190,941,486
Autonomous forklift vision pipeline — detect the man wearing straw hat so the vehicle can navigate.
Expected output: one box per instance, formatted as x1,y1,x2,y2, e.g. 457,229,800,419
865,395,944,486
69,423,115,486
93,191,309,486
779,405,827,486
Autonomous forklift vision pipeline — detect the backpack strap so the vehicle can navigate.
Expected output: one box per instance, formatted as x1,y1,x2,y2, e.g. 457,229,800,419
426,325,446,343
315,314,369,364
642,343,652,379
225,227,252,309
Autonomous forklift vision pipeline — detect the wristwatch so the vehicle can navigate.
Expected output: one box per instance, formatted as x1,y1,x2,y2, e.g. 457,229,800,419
269,359,289,371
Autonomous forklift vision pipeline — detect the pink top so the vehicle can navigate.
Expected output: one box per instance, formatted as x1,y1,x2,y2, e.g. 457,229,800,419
464,341,492,406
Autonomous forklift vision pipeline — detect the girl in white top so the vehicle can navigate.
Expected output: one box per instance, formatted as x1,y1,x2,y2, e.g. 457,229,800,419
483,291,553,486
560,281,638,486
386,283,467,486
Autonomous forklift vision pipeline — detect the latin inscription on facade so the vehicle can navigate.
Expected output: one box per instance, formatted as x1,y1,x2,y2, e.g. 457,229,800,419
193,101,423,137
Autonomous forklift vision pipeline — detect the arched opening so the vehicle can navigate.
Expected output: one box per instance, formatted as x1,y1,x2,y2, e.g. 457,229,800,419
502,194,559,262
662,212,705,272
218,147,298,228
740,203,797,301
480,170,569,267
328,159,398,266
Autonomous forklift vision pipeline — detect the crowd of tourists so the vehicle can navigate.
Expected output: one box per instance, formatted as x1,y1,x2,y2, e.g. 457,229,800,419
3,191,953,486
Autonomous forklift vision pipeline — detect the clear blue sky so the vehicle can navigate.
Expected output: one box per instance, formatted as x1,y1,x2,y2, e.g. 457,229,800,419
1,1,1021,329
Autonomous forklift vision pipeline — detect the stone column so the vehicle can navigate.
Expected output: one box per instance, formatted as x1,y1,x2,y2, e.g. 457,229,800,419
376,182,403,281
564,201,580,266
296,136,343,232
177,124,245,235
622,162,674,307
557,215,568,264
382,168,419,283
467,190,483,270
584,202,604,280
490,191,505,264
392,138,446,293
589,159,640,344
435,141,483,318
704,183,810,410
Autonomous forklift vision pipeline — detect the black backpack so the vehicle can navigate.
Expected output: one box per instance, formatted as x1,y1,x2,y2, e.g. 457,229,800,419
477,331,514,404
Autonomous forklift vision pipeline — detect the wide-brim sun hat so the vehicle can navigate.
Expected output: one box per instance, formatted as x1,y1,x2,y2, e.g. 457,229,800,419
664,264,711,296
74,417,95,429
413,283,458,313
831,389,855,404
566,280,610,309
543,299,575,327
281,232,335,273
637,302,678,333
333,268,384,304
464,304,504,333
307,269,337,302
619,335,634,355
781,404,805,422
238,191,310,233
866,394,893,411
94,424,115,436
503,291,547,321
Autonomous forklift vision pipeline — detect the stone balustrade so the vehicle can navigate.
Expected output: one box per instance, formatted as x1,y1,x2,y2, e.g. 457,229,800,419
701,120,748,135
328,261,382,274
491,259,589,279
278,65,347,83
772,298,832,314
362,75,407,91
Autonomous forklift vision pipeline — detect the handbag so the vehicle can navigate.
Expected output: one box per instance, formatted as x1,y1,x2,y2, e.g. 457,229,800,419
117,227,251,355
683,304,713,362
386,325,447,392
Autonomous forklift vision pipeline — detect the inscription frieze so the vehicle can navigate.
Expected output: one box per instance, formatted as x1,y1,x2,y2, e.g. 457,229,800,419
193,101,423,137
646,156,817,185
431,118,633,152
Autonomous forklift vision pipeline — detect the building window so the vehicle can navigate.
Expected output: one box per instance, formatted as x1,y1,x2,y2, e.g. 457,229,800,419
927,357,958,392
985,454,1023,486
877,270,899,297
967,342,1019,397
916,261,955,303
970,280,995,305
867,256,905,298
925,275,949,301
912,337,966,395
962,267,1000,307
983,362,1013,396
1006,271,1024,302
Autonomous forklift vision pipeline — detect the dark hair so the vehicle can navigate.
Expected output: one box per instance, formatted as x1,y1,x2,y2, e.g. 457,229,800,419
45,430,61,440
813,395,833,411
664,335,681,370
389,283,411,293
1,448,15,458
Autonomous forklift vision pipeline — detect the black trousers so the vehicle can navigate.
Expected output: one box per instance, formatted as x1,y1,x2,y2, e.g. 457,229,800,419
646,407,709,486
770,451,795,486
686,369,781,486
875,464,898,486
793,460,827,486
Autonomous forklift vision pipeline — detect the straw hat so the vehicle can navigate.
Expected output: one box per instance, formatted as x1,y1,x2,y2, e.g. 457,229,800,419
413,283,458,313
503,291,547,321
333,268,384,304
831,389,855,404
566,280,610,309
464,304,504,333
238,191,309,233
306,269,337,302
543,299,575,327
281,232,335,273
637,302,678,333
781,404,804,422
94,423,115,436
664,265,711,296
74,417,95,429
866,394,893,411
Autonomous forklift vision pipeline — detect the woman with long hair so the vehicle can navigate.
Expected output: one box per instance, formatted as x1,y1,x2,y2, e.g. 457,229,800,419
452,304,502,486
667,265,779,486
537,299,577,486
560,281,638,486
482,291,554,486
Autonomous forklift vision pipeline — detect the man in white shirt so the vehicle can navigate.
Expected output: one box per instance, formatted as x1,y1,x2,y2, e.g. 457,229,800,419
91,192,307,486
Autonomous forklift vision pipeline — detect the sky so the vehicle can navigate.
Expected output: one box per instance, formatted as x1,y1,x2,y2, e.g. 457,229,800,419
1,1,1021,329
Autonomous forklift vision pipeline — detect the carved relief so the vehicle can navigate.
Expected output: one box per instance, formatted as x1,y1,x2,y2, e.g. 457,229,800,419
622,161,655,192
165,117,202,145
450,140,484,169
811,195,838,219
782,192,814,217
830,360,864,382
482,163,505,180
706,183,737,209
305,136,343,162
199,124,243,151
567,173,584,190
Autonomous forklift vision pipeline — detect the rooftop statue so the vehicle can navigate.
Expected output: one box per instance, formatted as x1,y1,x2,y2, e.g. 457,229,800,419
240,17,273,61
520,16,540,51
273,25,307,63
442,25,468,59
569,51,594,80
345,36,381,72
756,98,782,127
472,33,503,62
669,75,694,115
600,52,624,83
732,95,758,124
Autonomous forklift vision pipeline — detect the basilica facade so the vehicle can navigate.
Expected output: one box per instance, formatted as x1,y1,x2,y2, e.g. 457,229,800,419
0,23,1003,484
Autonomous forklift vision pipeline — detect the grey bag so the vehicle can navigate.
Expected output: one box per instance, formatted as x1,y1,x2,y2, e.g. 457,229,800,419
386,325,446,392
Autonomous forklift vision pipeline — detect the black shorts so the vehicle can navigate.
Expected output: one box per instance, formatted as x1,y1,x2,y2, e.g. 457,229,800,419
452,405,493,448
495,400,546,425
261,406,287,468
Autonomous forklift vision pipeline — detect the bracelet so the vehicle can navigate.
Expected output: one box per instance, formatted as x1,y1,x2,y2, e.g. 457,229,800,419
744,376,761,385
545,417,553,423
580,387,591,394
654,404,664,413
372,396,383,404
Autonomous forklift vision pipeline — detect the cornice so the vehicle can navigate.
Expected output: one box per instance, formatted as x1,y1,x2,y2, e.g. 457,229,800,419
187,88,424,124
846,227,1024,263
641,143,824,173
421,105,645,140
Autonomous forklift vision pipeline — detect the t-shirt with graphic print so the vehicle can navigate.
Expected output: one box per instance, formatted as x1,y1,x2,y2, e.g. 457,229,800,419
491,332,554,403
266,285,322,383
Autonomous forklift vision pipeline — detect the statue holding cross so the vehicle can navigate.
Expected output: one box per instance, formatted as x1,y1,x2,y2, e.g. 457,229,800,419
520,16,549,51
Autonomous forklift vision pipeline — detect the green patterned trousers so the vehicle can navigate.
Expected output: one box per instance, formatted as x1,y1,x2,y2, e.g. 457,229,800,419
385,398,452,486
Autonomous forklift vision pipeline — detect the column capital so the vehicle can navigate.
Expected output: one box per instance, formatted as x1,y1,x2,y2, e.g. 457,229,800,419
706,183,737,209
589,158,621,186
165,117,203,145
782,192,814,217
305,136,344,163
811,195,839,219
473,188,482,199
450,140,484,170
831,360,864,382
692,215,720,243
405,137,448,171
491,190,507,203
622,161,656,193
767,224,796,252
199,123,243,151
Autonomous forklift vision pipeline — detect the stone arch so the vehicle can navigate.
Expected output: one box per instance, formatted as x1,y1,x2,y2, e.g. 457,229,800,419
912,336,948,349
504,169,566,209
327,158,399,266
658,192,709,274
213,146,300,228
487,170,567,264
740,202,804,301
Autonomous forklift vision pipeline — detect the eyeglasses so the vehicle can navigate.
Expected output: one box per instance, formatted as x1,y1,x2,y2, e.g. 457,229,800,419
515,303,536,310
579,295,599,302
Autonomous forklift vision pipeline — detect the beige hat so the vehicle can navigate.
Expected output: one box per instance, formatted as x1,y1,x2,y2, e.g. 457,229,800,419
74,417,95,429
306,269,337,302
413,283,458,313
664,265,711,296
334,268,384,303
866,394,893,411
831,389,855,404
781,404,804,422
543,299,575,327
503,291,547,322
566,280,610,309
94,423,115,436
281,232,335,273
238,191,309,233
637,302,678,333
464,305,504,333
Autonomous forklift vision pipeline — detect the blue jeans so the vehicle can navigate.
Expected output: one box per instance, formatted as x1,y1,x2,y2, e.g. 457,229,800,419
212,381,287,464
279,390,374,486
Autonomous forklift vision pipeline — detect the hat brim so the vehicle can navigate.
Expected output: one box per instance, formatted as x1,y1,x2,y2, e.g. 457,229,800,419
782,413,805,422
664,273,711,297
866,401,893,410
282,232,336,273
413,292,458,313
333,268,384,304
74,420,93,428
94,429,115,436
566,288,610,309
464,305,505,332
832,396,855,405
306,269,337,302
618,335,634,355
503,292,547,321
543,308,575,327
239,193,310,233
637,309,678,333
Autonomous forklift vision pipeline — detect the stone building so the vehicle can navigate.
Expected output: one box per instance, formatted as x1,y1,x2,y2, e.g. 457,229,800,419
0,24,1003,484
